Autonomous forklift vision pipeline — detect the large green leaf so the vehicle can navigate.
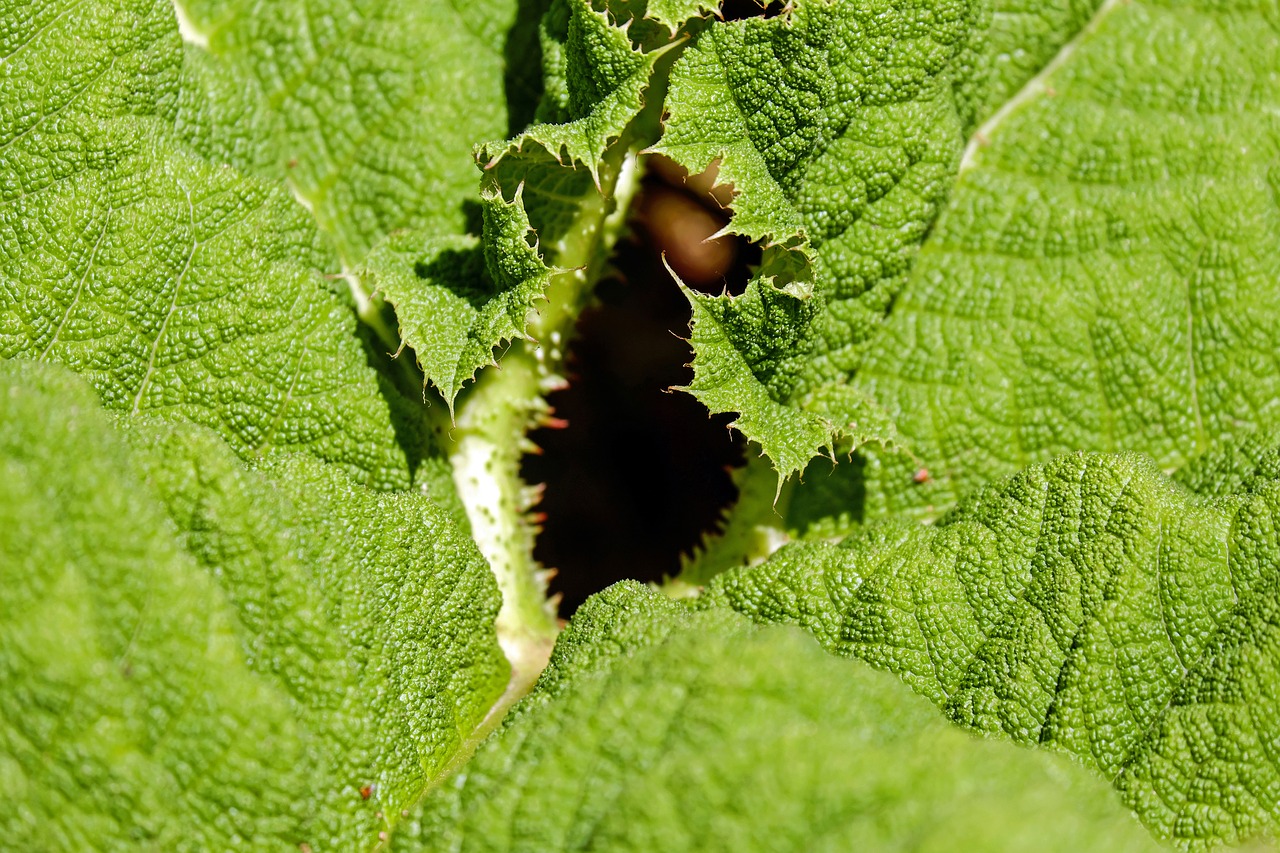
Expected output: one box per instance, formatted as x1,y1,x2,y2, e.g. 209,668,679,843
654,0,986,476
0,361,508,849
659,0,1280,498
174,0,527,262
701,447,1280,848
171,0,574,408
401,582,1159,851
849,0,1280,520
0,0,432,490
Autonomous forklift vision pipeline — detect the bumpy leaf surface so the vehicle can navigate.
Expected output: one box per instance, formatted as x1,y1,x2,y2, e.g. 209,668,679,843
365,186,555,406
476,0,658,253
0,0,429,489
702,449,1280,848
959,0,1106,123
500,0,658,182
401,582,1159,852
174,0,527,262
850,0,1280,520
370,0,655,402
658,0,987,475
660,0,1279,497
0,361,508,849
638,0,719,33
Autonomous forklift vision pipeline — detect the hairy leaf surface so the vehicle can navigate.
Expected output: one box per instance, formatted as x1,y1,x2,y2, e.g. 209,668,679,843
0,361,507,849
0,0,433,489
370,0,657,403
702,448,1280,847
402,582,1159,852
501,0,658,182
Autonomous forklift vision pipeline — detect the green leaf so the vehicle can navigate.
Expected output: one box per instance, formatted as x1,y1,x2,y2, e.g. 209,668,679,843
495,0,658,182
660,0,1280,504
174,0,526,262
364,184,556,407
681,273,907,478
657,0,984,476
0,360,507,849
846,0,1280,520
474,0,658,256
371,0,658,404
0,0,428,489
641,0,719,31
476,0,659,239
1174,436,1280,500
401,582,1160,852
599,0,720,38
701,448,1280,847
961,0,1106,122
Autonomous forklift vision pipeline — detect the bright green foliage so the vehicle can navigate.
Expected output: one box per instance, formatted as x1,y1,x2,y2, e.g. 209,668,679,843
125,423,510,843
174,0,525,262
659,0,1280,498
682,283,907,478
637,0,720,33
965,0,1105,119
174,0,565,411
402,582,1160,852
1175,436,1280,500
658,0,984,476
481,0,658,207
474,0,659,258
5,0,1280,849
0,0,427,489
494,0,659,183
701,449,1280,847
0,361,507,849
365,186,556,407
850,0,1280,520
374,0,657,405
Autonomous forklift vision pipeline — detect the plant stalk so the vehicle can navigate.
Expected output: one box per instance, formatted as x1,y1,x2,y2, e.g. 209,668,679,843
443,149,643,699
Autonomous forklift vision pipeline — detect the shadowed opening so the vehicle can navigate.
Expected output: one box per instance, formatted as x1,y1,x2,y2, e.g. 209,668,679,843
722,0,789,20
522,155,758,616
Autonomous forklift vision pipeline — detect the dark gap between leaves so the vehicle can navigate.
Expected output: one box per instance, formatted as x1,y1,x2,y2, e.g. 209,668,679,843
522,156,758,617
721,0,788,20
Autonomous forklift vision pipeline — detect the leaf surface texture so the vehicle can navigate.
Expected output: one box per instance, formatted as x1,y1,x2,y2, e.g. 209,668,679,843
702,447,1280,847
403,582,1160,852
0,361,507,849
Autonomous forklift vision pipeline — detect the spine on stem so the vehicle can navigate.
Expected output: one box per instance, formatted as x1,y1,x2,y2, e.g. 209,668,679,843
446,149,642,698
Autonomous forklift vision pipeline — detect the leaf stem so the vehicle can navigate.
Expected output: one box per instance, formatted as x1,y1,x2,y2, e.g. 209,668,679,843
443,148,644,695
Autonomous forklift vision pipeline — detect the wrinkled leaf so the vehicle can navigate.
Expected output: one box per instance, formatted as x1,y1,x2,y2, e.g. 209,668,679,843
658,0,985,475
402,582,1159,852
702,447,1280,848
365,186,555,407
0,0,430,489
850,0,1280,521
175,0,528,261
0,361,507,849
